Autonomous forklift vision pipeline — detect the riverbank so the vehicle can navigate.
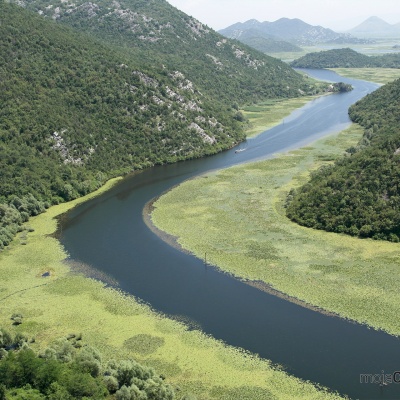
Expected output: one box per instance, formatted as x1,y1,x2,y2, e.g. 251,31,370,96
241,95,320,138
150,123,400,337
0,128,344,397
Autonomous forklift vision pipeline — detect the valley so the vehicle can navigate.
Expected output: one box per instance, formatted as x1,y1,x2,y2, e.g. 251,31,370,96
1,0,400,398
55,70,394,400
0,88,354,400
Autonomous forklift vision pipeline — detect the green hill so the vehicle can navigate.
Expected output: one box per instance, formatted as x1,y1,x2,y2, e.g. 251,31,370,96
0,2,244,248
218,22,302,53
11,0,312,104
286,78,400,241
0,1,322,249
236,35,302,54
291,48,373,68
291,48,400,68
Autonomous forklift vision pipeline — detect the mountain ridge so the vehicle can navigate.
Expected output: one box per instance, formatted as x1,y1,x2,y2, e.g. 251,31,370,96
348,16,400,37
0,1,247,247
219,18,370,47
10,0,315,104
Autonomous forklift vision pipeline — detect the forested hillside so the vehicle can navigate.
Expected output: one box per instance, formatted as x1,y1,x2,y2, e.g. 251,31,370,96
0,2,246,249
11,0,314,104
286,78,400,241
0,1,323,250
291,48,400,68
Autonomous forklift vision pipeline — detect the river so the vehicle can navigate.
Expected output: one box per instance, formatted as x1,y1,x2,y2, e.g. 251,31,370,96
59,69,400,399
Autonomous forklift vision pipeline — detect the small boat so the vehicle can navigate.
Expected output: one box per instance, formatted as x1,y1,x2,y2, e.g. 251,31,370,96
235,148,246,153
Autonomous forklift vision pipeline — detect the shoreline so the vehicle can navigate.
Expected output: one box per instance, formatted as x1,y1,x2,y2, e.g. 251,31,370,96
141,92,360,327
143,194,189,256
141,93,327,258
143,175,357,325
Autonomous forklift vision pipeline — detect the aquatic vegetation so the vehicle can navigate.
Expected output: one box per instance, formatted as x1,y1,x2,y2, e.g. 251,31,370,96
124,334,165,355
331,68,400,84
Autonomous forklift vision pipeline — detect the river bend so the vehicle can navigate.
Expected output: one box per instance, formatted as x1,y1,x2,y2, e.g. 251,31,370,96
59,70,400,399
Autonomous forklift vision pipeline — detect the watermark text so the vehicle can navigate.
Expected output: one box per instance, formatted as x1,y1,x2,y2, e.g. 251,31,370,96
360,371,400,385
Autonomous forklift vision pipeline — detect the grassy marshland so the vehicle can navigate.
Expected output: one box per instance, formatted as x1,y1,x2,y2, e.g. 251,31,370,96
242,96,318,137
0,179,343,399
330,68,400,84
151,123,400,337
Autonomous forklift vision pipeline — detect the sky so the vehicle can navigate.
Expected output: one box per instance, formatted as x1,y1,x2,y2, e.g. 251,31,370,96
166,0,400,32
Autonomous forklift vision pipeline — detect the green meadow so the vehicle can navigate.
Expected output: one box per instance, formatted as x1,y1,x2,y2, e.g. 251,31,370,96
330,68,400,84
151,122,400,337
0,176,342,397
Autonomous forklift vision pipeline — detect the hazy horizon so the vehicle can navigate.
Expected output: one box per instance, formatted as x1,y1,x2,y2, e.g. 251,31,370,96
166,0,400,32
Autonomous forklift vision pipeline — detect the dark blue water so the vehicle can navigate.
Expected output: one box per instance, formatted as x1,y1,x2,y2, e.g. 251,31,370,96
60,70,400,399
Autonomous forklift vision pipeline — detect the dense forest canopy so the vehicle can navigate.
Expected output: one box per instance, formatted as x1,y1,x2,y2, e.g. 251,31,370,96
0,2,240,248
286,78,400,241
0,327,176,399
291,48,400,69
9,0,317,104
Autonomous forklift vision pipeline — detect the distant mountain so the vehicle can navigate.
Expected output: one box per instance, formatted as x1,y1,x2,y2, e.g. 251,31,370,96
291,48,400,69
220,18,370,46
349,16,400,38
218,20,302,53
239,35,302,53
